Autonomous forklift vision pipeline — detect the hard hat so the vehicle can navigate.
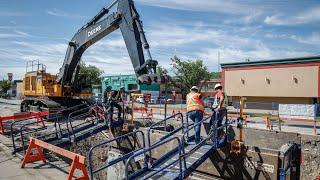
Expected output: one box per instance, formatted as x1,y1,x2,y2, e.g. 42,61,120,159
190,86,199,91
214,83,222,89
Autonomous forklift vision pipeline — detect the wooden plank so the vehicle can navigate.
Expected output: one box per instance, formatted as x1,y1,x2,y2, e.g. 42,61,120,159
32,138,85,164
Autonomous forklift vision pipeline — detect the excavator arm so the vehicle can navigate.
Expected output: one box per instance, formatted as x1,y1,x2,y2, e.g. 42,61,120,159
57,0,160,90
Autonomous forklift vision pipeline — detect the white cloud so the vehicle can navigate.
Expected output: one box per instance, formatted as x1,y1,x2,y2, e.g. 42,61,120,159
136,0,263,15
14,30,31,37
224,11,263,25
292,32,320,45
197,47,316,69
0,29,31,38
0,30,31,39
45,8,85,19
264,6,320,25
0,38,136,79
146,21,263,50
265,32,320,46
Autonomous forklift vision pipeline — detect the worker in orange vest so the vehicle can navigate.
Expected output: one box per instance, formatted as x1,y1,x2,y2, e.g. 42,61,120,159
186,86,205,143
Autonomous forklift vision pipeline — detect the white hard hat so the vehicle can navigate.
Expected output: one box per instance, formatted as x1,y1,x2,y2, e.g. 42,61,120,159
214,83,222,89
190,86,199,91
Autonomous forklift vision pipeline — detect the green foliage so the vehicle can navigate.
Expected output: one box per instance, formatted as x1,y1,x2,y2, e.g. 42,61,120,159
170,56,211,95
156,65,168,76
79,62,104,85
0,79,12,93
210,72,221,79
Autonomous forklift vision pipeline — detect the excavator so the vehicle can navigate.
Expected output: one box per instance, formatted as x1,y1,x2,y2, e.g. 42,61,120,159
21,0,163,112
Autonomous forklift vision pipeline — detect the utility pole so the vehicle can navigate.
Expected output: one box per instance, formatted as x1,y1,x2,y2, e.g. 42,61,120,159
218,51,220,72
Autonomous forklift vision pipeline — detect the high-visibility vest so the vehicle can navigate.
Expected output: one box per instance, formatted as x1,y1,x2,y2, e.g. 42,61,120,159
112,91,121,102
187,92,204,112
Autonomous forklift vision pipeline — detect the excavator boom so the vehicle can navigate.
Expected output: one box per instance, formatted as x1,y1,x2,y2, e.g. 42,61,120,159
57,0,159,89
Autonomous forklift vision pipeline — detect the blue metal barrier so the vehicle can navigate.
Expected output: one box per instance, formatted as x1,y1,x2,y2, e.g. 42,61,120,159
125,136,183,180
11,113,57,155
19,120,57,153
147,113,183,144
88,130,145,180
65,106,96,141
147,113,183,160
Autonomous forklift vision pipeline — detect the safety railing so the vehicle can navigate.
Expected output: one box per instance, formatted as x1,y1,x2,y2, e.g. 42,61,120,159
125,136,183,180
88,130,145,180
147,113,184,160
180,109,230,171
64,105,97,142
9,112,51,155
279,143,295,180
12,104,101,156
18,117,60,155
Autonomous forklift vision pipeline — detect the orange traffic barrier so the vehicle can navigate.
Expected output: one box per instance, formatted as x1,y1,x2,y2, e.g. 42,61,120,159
133,106,153,118
0,111,48,134
21,138,89,180
141,108,153,118
263,115,318,135
227,113,250,120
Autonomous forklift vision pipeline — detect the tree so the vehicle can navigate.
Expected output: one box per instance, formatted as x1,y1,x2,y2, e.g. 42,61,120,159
170,56,211,95
210,72,221,79
0,79,12,94
79,62,104,85
156,65,168,76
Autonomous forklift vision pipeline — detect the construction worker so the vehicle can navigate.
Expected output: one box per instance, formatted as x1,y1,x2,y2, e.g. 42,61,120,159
186,86,205,143
110,87,124,120
103,86,122,120
211,83,228,129
103,85,112,104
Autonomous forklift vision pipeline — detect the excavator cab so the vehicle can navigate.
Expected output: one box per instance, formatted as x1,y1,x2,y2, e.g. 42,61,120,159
73,73,92,96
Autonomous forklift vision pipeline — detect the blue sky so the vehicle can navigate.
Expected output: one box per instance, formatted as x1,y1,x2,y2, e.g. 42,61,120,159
0,0,319,80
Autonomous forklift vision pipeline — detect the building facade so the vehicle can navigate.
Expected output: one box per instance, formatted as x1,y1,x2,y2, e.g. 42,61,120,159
101,74,160,97
200,79,221,97
221,56,320,107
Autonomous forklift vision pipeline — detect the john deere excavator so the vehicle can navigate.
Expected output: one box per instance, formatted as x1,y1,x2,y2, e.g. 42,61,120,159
21,0,162,112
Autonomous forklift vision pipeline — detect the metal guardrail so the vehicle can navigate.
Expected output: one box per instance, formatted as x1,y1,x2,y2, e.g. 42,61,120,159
19,119,55,154
88,130,145,180
66,106,95,142
10,113,54,155
11,104,97,156
125,136,183,180
147,113,184,156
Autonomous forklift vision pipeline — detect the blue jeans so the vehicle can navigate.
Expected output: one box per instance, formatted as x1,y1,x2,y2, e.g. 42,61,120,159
187,110,203,143
210,109,226,136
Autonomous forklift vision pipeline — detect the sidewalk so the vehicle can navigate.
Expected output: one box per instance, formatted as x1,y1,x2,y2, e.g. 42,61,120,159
0,134,68,180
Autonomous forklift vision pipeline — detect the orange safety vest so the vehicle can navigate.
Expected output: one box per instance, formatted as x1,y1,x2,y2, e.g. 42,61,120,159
186,92,204,113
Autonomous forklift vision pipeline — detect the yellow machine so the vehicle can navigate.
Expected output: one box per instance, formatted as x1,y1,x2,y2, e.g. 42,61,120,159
21,61,92,112
23,61,62,97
